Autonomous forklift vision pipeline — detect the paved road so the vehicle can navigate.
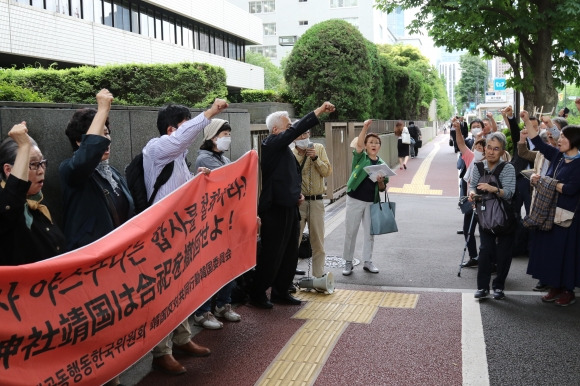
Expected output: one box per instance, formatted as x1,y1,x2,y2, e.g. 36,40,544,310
121,134,580,386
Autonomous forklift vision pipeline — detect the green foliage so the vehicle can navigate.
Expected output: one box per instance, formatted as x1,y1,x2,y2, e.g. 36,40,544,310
433,73,452,119
245,51,285,91
374,0,580,112
284,19,372,120
240,89,279,103
455,54,488,114
0,63,227,107
0,82,48,102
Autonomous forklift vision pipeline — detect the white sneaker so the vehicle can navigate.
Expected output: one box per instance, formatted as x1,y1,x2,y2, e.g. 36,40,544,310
193,311,223,329
214,304,241,322
363,261,379,273
342,261,353,276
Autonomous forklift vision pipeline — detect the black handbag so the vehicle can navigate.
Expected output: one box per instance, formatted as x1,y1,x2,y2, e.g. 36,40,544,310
298,232,312,258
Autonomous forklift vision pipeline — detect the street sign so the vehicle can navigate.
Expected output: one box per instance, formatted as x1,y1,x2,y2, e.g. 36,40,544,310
494,78,507,91
485,91,506,103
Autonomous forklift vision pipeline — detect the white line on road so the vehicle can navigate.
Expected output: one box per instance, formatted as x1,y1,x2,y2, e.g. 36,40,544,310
462,293,490,386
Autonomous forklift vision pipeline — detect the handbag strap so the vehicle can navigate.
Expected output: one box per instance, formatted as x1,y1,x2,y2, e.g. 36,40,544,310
93,175,122,228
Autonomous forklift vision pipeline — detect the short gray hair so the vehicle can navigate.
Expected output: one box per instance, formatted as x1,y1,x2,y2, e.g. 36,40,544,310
552,117,568,130
266,111,290,134
539,129,549,143
487,132,507,150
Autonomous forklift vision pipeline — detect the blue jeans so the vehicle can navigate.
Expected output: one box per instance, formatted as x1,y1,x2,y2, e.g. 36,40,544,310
195,281,235,315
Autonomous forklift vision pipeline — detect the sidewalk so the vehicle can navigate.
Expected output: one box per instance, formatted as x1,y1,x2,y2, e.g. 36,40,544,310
122,134,580,386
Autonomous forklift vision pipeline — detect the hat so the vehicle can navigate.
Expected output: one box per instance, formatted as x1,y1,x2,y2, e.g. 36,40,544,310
203,119,228,141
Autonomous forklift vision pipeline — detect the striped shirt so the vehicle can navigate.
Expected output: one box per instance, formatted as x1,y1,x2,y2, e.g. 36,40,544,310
143,112,210,203
469,160,516,200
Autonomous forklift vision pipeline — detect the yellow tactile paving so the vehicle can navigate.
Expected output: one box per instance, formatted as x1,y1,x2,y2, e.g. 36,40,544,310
258,290,419,385
380,292,420,308
388,140,443,195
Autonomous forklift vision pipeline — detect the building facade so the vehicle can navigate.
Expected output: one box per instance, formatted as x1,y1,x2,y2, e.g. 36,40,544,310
228,0,397,66
1,0,265,91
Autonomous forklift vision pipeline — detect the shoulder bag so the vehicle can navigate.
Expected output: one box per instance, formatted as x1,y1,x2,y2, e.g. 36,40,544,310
370,190,398,235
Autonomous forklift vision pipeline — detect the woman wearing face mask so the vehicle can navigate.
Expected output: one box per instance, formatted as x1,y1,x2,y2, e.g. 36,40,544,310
192,118,241,329
0,122,65,265
455,119,486,269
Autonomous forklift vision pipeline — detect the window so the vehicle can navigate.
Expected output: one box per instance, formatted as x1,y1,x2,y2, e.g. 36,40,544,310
215,33,224,56
249,1,275,14
103,0,113,26
93,0,103,24
299,0,307,2
298,20,308,26
71,0,81,17
81,0,94,22
330,0,357,8
199,28,210,52
183,24,193,49
32,0,44,9
249,45,277,59
114,1,131,31
263,23,276,36
130,4,140,33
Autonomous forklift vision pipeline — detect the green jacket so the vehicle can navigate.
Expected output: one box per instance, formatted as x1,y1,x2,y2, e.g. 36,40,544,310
346,150,388,201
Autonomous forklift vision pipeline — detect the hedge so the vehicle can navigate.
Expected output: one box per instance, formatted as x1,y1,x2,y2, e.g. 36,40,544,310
0,62,228,107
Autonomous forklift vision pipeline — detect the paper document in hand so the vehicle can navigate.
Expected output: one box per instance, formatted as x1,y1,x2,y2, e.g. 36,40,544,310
364,164,396,182
520,169,534,180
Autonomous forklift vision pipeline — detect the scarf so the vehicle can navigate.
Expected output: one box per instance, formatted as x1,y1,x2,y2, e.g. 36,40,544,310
0,180,52,229
95,159,120,196
562,150,580,161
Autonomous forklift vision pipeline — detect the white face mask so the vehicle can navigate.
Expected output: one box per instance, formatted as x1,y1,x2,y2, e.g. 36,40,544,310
295,139,310,149
216,136,231,151
471,128,482,137
473,150,485,162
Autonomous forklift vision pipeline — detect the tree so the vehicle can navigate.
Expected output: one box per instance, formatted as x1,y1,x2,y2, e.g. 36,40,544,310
454,54,488,114
244,51,285,91
374,0,580,113
284,19,372,120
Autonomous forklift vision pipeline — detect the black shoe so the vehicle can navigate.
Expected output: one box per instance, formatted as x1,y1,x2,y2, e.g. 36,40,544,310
295,269,306,275
493,289,505,300
474,289,489,299
533,282,548,292
271,293,301,305
461,258,478,268
288,283,297,294
457,230,464,235
249,295,273,309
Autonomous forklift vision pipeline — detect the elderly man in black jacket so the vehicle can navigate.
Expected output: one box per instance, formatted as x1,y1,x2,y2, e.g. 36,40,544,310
250,101,335,309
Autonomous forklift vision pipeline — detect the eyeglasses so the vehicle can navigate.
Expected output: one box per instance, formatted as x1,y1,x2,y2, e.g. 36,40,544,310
485,145,502,152
29,159,48,171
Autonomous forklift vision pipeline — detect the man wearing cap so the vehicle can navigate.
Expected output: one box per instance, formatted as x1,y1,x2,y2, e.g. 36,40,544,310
249,101,335,309
292,130,332,279
142,100,227,376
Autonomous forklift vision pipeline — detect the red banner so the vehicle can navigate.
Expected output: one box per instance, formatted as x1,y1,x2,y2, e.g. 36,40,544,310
0,151,258,385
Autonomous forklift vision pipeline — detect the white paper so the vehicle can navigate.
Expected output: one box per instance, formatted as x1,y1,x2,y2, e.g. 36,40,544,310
364,164,397,182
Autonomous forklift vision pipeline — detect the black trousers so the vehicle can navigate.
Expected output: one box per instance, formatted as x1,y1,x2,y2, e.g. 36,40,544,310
252,204,300,298
477,231,514,291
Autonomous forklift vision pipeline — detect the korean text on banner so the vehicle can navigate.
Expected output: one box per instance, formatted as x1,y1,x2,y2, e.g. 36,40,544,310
0,151,259,385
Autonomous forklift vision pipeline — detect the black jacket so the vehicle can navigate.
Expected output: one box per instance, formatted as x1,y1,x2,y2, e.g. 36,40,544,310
258,111,320,213
408,124,421,141
507,115,531,176
59,135,134,251
0,175,65,265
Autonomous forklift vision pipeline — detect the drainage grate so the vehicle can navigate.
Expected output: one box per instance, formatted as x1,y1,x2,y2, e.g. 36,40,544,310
324,255,360,268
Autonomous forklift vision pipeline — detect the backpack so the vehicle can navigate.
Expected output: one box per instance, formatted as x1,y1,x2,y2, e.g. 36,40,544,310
474,162,516,235
125,153,174,214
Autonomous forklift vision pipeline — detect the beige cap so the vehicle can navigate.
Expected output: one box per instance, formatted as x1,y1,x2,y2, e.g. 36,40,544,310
203,119,228,141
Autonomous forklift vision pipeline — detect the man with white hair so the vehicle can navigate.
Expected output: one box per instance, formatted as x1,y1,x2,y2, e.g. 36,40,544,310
249,102,335,309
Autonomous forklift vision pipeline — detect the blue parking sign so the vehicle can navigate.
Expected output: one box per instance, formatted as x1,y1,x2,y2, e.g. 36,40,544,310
494,78,506,91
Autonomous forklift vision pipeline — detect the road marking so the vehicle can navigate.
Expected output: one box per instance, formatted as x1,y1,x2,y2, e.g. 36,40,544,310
388,137,443,195
255,290,419,385
462,293,490,386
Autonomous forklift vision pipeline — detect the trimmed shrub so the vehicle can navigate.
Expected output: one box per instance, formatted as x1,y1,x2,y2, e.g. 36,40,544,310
0,82,48,102
0,62,227,107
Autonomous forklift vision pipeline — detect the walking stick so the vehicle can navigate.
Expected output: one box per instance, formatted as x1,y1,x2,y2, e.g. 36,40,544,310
458,208,477,277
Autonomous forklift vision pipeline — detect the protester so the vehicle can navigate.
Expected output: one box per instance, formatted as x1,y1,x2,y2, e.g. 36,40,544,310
395,120,409,170
450,116,468,153
1,122,65,265
523,109,580,306
468,132,516,300
342,119,387,276
143,99,228,374
59,89,133,386
192,118,241,329
292,129,332,279
454,120,486,269
407,121,422,158
249,102,335,309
